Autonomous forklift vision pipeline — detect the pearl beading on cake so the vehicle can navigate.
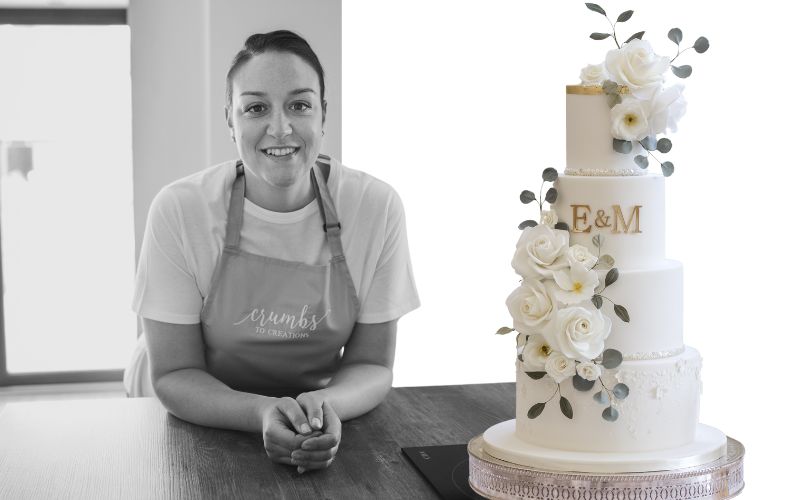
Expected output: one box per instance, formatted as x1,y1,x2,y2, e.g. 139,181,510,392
623,346,686,361
564,167,646,176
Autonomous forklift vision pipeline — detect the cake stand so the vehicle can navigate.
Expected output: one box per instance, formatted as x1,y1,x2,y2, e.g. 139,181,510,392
468,432,745,500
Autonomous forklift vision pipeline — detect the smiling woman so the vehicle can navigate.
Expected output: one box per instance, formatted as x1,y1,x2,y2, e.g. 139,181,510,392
125,30,420,474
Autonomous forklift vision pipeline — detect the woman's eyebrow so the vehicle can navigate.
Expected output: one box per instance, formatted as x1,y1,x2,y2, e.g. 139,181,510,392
239,88,316,97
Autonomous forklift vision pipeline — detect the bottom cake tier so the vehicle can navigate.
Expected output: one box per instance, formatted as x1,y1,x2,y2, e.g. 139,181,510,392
516,346,704,453
483,419,727,473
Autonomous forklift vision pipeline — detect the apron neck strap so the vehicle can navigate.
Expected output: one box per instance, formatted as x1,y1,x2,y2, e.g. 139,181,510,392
310,157,346,259
224,161,246,249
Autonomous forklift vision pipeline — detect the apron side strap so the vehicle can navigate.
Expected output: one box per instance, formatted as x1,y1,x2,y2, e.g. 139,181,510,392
224,161,246,249
310,161,346,259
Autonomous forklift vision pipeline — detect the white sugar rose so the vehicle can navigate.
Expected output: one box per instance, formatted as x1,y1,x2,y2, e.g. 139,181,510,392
512,224,569,279
521,334,554,371
553,263,599,305
550,306,611,361
566,244,598,269
605,39,669,99
576,361,602,381
647,84,687,136
540,210,558,228
506,279,558,334
545,352,577,383
580,63,609,86
610,98,649,141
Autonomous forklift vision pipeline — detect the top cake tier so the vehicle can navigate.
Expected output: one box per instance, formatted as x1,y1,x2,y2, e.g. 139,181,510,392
566,85,643,176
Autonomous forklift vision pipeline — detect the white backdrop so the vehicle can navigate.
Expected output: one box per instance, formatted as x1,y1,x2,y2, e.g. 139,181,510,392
343,1,798,497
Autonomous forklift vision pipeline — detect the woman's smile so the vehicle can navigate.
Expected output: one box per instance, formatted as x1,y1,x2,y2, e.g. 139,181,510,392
261,146,301,160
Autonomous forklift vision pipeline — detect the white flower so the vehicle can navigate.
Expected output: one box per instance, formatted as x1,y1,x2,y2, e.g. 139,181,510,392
580,63,609,86
565,244,598,269
552,263,599,305
512,224,569,279
540,210,558,228
545,352,577,383
610,97,650,141
521,334,554,370
549,306,611,361
576,361,602,381
506,279,559,334
647,84,687,136
605,39,669,99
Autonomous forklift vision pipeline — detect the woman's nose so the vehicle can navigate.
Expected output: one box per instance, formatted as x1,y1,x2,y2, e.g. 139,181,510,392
267,110,292,139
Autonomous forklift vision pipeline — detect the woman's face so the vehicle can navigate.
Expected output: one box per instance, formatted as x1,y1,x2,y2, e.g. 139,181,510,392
227,51,325,188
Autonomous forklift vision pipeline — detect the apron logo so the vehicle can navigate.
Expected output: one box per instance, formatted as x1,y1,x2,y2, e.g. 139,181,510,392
233,304,331,338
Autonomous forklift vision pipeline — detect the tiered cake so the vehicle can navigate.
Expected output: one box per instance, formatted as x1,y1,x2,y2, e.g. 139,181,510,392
479,9,736,477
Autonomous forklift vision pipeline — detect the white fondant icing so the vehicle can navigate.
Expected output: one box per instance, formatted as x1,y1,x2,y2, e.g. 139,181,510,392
515,347,702,453
566,92,643,174
553,174,665,269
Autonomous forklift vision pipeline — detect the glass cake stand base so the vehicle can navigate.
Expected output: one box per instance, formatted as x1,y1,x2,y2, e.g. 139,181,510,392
468,434,745,500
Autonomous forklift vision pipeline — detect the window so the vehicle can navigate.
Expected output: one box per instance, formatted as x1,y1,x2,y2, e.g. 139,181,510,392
0,7,132,385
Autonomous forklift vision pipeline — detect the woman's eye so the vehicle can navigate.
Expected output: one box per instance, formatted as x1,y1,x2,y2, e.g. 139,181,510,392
290,102,311,112
246,104,266,113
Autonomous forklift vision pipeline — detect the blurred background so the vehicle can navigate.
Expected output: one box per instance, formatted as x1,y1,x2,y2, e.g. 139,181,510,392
1,1,796,497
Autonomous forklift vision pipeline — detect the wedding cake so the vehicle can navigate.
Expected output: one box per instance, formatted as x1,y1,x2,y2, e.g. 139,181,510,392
482,6,730,474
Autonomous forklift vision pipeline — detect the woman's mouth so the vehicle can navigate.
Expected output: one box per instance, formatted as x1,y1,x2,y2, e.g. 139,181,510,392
261,146,300,160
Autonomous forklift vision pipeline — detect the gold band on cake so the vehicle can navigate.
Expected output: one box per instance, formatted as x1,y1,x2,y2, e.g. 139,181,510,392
566,84,630,95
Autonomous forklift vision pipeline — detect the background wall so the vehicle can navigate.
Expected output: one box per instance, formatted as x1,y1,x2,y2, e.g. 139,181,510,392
129,0,341,262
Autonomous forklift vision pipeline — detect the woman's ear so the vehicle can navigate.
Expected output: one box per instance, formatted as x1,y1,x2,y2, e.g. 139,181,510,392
321,99,327,127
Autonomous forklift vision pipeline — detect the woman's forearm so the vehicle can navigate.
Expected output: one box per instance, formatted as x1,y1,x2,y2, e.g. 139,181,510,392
154,368,276,433
315,363,393,421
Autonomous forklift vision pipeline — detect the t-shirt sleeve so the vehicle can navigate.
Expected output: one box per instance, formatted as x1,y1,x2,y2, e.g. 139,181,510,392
131,188,203,324
357,188,421,324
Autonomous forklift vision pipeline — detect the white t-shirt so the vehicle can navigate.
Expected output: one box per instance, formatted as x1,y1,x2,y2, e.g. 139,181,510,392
132,158,420,325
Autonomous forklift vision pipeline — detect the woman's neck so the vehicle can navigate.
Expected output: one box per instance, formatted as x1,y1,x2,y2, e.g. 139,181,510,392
244,171,315,213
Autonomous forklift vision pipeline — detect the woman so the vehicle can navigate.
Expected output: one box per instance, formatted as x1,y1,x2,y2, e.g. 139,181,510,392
124,30,420,473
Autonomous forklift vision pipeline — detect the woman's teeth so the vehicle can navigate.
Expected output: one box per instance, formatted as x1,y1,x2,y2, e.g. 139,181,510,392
263,147,298,157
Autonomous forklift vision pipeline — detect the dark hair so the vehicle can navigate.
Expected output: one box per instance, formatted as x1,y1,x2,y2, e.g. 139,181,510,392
225,30,325,109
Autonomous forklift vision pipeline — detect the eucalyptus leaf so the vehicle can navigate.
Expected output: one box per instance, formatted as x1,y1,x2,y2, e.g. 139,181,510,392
694,36,710,53
613,383,630,399
496,326,514,335
526,371,547,380
625,30,645,43
601,349,623,369
573,374,596,392
656,137,673,153
671,64,692,78
598,254,615,267
605,267,619,287
517,354,524,363
542,167,559,182
616,10,633,22
602,80,619,94
602,406,619,422
592,234,605,248
520,190,536,204
585,3,607,16
528,402,546,419
555,222,570,232
591,294,603,309
634,155,649,169
593,390,609,405
545,187,558,203
661,161,675,177
518,220,538,230
590,32,612,40
640,136,657,151
612,138,632,154
560,396,574,419
614,304,631,323
606,93,622,107
668,27,683,45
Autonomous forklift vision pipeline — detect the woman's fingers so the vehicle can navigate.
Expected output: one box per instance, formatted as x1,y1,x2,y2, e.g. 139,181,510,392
322,401,342,440
275,397,313,435
291,447,337,463
295,392,324,431
300,433,338,451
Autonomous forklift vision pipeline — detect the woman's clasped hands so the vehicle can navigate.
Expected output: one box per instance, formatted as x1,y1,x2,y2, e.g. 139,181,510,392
261,392,341,473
